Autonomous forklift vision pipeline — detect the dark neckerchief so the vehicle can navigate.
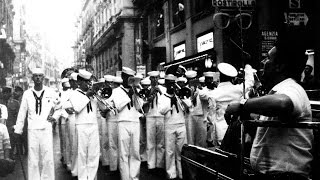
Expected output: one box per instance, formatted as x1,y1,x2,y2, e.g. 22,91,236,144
165,94,179,114
32,90,45,115
120,87,133,110
77,90,92,113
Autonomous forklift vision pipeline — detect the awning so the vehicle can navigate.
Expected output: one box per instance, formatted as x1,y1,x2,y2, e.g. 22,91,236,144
163,49,216,75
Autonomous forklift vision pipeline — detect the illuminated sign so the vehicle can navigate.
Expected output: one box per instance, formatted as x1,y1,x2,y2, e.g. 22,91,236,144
197,32,214,53
174,43,185,60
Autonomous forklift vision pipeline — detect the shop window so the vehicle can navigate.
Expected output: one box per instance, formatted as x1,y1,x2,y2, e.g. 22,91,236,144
172,0,185,27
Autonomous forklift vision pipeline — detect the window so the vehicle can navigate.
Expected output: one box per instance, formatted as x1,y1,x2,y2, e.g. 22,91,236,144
155,7,164,36
172,0,185,27
195,0,212,14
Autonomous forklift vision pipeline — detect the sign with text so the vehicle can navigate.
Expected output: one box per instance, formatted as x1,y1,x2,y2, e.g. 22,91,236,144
174,43,186,60
197,32,214,53
260,30,278,59
212,0,256,9
287,12,308,26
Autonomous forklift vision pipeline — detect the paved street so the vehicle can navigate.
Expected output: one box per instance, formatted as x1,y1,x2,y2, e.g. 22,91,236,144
0,127,166,180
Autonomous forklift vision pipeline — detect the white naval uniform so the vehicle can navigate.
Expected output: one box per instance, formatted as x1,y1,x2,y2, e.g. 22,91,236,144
159,93,190,179
61,89,78,177
53,89,72,169
69,89,100,180
14,86,57,180
206,71,254,145
0,104,8,124
145,86,165,169
98,106,109,166
105,94,119,171
113,86,142,180
186,87,207,147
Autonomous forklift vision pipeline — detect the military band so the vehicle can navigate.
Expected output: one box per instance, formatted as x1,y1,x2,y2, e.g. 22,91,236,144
8,63,260,180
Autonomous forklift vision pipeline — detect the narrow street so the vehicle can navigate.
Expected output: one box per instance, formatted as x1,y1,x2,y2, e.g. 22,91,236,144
0,127,166,180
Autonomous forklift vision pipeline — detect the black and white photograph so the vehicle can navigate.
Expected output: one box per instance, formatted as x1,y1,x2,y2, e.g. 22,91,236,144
0,0,319,180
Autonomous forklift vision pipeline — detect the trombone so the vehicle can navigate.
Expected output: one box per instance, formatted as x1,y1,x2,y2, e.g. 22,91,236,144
173,83,188,113
90,83,117,115
94,93,117,115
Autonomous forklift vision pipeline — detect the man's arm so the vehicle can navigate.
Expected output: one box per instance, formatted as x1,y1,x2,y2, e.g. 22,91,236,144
225,94,294,122
0,105,8,122
14,92,28,134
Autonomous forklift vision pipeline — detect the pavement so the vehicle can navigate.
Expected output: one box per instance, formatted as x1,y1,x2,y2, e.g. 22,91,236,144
0,127,166,180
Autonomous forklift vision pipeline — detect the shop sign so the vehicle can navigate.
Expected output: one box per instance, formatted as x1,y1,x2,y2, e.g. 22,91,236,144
173,43,185,60
197,32,214,53
287,12,308,26
260,30,278,58
212,0,256,8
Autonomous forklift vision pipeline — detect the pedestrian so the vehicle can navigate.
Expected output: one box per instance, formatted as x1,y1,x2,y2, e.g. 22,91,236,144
14,68,57,180
158,74,190,180
4,87,20,159
225,32,313,180
68,69,100,180
0,116,14,177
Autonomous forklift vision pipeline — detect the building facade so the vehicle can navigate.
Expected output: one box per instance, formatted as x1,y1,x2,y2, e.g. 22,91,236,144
74,0,142,78
0,0,15,86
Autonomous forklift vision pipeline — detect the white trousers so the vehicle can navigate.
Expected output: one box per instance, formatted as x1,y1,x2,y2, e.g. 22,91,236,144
165,123,187,179
98,115,109,166
118,121,141,180
70,115,78,177
107,121,119,171
77,124,100,180
65,121,72,170
146,116,165,169
28,128,54,180
187,115,207,147
60,123,67,164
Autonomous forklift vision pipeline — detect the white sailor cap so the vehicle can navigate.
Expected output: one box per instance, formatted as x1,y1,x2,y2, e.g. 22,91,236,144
147,71,160,77
165,74,176,81
136,73,144,79
113,76,123,84
98,78,105,83
199,76,205,83
104,75,114,82
61,78,69,83
32,67,44,75
217,63,238,77
185,70,197,79
122,67,135,76
158,79,165,85
176,76,187,83
141,77,151,85
78,69,92,80
70,72,78,80
203,71,215,77
244,64,257,73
